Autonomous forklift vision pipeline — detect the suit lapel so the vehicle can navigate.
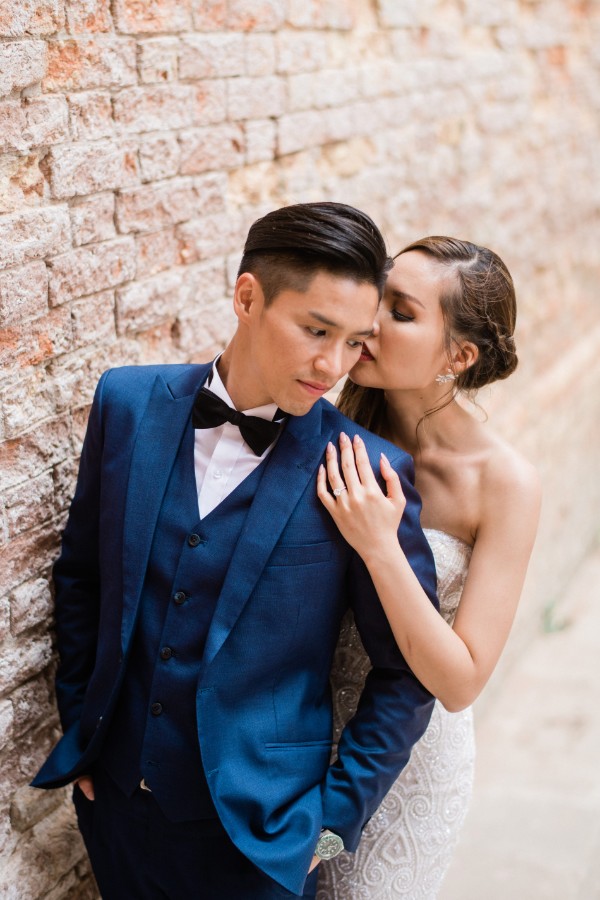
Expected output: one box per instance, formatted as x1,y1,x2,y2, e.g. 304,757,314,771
120,364,211,649
201,403,330,674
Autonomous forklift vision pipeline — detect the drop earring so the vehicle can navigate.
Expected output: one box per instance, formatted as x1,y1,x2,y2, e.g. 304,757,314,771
435,371,456,384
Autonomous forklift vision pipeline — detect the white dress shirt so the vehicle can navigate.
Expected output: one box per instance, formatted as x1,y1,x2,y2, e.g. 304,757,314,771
194,361,282,519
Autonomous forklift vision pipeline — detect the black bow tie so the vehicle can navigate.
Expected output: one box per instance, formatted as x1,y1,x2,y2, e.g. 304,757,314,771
192,386,285,456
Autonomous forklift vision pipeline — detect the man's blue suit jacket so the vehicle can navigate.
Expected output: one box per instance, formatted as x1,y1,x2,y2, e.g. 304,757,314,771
33,362,438,895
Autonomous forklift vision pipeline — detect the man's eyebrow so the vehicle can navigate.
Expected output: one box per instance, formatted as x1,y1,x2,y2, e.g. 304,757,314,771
389,289,425,309
308,311,373,336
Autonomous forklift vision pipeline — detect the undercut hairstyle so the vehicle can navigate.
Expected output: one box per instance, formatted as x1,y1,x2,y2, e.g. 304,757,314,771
237,202,393,305
338,236,518,436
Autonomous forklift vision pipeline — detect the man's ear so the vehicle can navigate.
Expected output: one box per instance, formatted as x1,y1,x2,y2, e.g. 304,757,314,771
450,340,479,375
233,272,264,322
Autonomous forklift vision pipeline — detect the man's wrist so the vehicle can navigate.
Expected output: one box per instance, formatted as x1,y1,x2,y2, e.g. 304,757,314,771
314,828,344,860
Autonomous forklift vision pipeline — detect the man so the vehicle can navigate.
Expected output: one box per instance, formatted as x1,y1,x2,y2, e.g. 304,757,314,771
33,202,437,898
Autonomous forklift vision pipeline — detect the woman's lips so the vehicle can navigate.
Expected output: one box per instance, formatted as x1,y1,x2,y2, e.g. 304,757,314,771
359,344,375,361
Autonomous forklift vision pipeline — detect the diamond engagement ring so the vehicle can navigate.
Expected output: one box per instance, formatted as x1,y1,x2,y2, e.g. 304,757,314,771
333,486,347,497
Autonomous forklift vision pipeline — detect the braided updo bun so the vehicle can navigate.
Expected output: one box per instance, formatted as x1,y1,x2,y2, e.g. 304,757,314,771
398,236,518,390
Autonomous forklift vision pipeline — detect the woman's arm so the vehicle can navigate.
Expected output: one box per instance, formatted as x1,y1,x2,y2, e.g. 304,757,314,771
317,433,541,711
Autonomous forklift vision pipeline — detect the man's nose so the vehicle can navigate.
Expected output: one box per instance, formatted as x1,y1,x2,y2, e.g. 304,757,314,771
314,344,346,381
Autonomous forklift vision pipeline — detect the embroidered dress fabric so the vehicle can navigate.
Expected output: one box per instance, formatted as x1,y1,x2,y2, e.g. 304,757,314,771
318,529,475,900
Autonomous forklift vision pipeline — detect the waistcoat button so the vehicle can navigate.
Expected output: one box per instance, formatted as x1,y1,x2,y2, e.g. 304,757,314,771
188,533,201,547
150,702,163,716
173,591,186,605
160,647,173,660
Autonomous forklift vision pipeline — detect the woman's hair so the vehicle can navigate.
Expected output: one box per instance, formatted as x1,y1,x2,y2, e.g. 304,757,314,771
337,236,518,434
237,202,393,304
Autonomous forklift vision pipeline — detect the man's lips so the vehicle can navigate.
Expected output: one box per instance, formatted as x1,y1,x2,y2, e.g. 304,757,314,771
359,344,375,361
298,380,332,395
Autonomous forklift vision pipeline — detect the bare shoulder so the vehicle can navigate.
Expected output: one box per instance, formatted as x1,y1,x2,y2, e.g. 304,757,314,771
480,432,542,513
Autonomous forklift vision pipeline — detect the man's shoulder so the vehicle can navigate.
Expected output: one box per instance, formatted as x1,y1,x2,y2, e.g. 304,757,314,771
99,363,207,399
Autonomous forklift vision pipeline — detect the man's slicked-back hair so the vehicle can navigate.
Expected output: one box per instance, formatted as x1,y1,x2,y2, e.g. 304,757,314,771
237,202,392,304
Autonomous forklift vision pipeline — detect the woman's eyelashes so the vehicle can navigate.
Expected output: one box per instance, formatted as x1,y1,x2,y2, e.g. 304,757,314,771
391,308,415,322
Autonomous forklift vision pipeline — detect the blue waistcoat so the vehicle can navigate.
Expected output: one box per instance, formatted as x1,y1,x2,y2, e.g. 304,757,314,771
102,421,266,821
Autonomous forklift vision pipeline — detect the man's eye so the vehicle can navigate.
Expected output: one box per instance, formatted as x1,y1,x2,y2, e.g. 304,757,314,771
307,327,326,337
347,340,362,349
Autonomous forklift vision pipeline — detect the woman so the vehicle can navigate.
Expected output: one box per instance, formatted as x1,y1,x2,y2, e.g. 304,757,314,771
316,237,541,899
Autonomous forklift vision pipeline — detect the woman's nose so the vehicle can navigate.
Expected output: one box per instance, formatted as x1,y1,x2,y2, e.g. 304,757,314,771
371,318,381,337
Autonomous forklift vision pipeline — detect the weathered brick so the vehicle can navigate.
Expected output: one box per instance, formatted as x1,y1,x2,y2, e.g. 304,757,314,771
10,574,54,633
178,34,245,79
276,32,328,75
0,596,9,643
138,37,180,83
116,177,200,233
244,34,277,76
67,90,114,141
0,370,57,440
116,269,186,334
177,211,243,265
0,97,69,153
113,0,192,34
190,0,227,31
11,675,53,738
71,289,116,347
193,172,228,214
179,124,245,174
65,0,113,33
0,261,48,326
0,41,48,98
228,0,284,32
0,417,71,493
70,193,116,246
0,152,49,216
0,206,71,271
0,700,13,751
48,237,136,305
49,345,117,412
136,229,179,277
10,782,63,832
0,0,64,36
44,37,137,91
0,522,59,598
138,133,181,182
227,75,285,120
245,119,276,163
43,140,139,200
277,109,323,155
52,457,79,515
192,80,227,126
286,0,354,29
113,84,196,134
0,306,72,373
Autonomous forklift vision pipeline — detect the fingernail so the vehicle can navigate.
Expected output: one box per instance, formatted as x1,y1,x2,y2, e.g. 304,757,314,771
340,432,349,445
381,452,389,464
327,441,334,452
354,434,363,445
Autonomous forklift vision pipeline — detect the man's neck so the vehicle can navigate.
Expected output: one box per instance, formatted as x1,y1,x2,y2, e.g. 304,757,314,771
216,341,270,412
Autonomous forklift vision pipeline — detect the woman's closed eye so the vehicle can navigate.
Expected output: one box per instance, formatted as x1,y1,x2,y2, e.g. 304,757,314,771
391,309,415,322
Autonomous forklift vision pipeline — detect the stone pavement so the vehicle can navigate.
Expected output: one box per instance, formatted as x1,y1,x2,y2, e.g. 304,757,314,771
439,543,600,900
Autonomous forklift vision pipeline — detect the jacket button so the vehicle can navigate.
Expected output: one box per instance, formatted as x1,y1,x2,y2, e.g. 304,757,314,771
150,702,163,716
96,716,103,729
173,591,186,605
188,533,201,547
160,647,172,660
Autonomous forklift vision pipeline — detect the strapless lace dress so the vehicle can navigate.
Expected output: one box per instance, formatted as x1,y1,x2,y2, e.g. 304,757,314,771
318,529,474,900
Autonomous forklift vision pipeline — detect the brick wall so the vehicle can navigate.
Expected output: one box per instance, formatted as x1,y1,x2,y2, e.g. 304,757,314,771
1,1,599,895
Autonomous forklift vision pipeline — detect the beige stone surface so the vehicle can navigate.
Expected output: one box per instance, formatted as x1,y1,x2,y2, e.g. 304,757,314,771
440,545,600,900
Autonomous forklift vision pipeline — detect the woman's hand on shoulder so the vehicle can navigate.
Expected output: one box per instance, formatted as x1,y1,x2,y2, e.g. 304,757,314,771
317,432,406,562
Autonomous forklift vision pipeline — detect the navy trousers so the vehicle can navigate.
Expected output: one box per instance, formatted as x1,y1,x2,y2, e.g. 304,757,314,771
73,767,318,899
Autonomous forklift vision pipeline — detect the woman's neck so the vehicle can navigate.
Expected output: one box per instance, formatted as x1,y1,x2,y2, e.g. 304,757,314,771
382,389,458,457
